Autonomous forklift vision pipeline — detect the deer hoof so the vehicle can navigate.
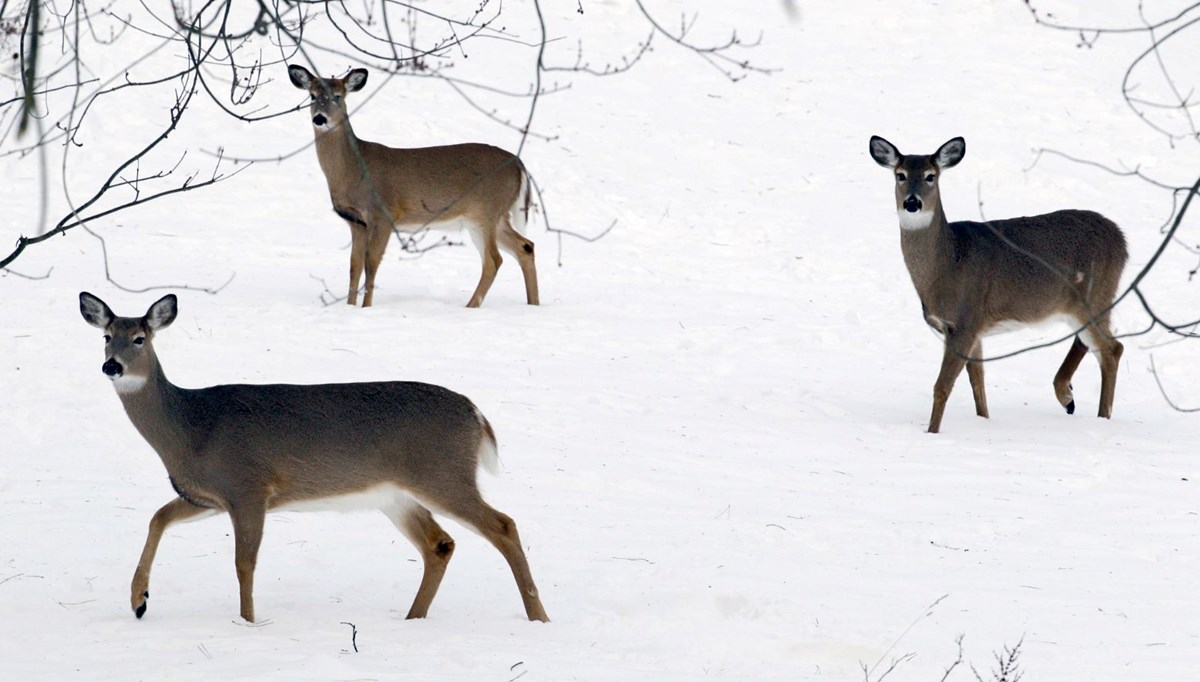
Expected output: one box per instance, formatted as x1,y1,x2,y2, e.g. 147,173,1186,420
134,591,149,619
1065,400,1076,415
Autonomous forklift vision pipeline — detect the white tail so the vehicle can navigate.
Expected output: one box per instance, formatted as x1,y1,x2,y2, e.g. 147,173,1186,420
288,64,540,308
79,291,549,623
869,135,1128,433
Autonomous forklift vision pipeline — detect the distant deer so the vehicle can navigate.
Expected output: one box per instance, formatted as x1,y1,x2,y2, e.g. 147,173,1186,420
868,136,1127,433
78,291,549,622
288,64,539,308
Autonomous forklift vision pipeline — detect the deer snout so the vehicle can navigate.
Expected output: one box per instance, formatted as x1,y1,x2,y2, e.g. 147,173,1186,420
903,196,923,213
102,358,124,378
312,113,328,127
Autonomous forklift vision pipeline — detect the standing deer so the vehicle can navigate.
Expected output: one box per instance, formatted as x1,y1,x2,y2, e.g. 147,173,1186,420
868,136,1127,433
288,64,539,308
78,291,549,623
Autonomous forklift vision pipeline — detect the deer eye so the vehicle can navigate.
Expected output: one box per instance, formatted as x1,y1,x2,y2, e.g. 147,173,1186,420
896,172,907,182
103,335,111,343
133,337,146,346
925,173,936,182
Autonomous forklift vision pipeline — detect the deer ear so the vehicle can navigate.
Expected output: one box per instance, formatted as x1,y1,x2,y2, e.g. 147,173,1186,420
345,68,368,92
869,136,901,168
935,137,965,169
79,291,114,329
287,64,314,90
145,294,178,331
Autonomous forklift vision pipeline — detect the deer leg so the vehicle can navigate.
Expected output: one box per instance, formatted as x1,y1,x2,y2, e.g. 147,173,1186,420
131,498,213,619
928,329,977,434
386,504,456,619
1085,321,1123,419
1098,338,1124,419
228,503,267,623
436,496,548,622
466,235,502,309
965,339,989,418
348,225,367,306
362,222,390,308
498,217,539,306
1053,337,1089,415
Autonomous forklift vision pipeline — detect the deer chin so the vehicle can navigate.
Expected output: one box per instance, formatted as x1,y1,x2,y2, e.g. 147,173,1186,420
897,208,934,231
111,374,148,394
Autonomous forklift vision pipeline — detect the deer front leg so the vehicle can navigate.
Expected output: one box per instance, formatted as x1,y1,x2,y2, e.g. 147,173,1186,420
228,503,267,622
347,225,367,306
965,339,988,418
362,220,391,308
131,498,212,619
928,328,978,434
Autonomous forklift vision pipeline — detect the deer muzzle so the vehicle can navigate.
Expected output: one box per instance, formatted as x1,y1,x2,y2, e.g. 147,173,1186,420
102,358,124,378
903,196,922,213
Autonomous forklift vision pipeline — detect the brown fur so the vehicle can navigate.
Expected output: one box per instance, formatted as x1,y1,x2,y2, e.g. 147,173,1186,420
79,291,549,623
869,136,1127,433
288,64,539,308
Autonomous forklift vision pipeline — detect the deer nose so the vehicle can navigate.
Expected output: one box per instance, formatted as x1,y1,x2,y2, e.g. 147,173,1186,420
312,113,327,127
903,196,922,213
102,359,124,377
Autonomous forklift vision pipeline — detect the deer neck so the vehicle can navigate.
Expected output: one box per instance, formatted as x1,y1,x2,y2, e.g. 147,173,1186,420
898,203,953,305
312,119,370,190
114,360,193,469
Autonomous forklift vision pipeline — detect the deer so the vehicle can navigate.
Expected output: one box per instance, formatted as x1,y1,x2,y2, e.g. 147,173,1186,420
287,64,539,308
78,291,549,623
868,136,1128,433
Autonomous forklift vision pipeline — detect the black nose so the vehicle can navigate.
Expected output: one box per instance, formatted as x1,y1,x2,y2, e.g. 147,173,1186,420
903,196,922,213
312,113,327,127
102,359,123,377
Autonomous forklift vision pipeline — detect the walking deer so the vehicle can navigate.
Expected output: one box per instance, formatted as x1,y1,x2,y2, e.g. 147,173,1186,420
868,136,1127,433
78,291,549,622
288,64,539,308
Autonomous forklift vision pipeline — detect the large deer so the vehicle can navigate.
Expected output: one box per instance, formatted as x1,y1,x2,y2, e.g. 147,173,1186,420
868,136,1127,433
288,64,539,308
79,291,549,622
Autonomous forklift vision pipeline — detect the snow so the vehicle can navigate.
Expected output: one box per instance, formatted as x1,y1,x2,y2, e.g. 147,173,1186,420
2,1,1198,679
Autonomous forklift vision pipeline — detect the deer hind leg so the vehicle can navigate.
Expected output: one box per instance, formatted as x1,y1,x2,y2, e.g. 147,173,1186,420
360,222,391,308
228,502,267,622
928,328,979,434
1053,337,1089,415
498,215,539,306
1079,316,1123,419
347,225,367,306
386,503,456,619
464,220,503,309
431,493,548,622
965,339,989,419
131,497,214,619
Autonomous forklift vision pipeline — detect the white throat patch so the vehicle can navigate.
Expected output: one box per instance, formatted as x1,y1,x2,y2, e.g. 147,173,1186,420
897,208,934,231
111,374,147,394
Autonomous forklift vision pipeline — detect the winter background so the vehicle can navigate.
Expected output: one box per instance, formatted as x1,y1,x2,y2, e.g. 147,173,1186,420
1,1,1198,679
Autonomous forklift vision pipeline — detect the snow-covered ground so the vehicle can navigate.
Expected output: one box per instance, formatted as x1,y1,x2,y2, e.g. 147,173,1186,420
2,1,1197,679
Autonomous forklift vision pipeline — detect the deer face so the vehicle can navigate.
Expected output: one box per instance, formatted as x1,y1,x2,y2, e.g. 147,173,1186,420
287,65,368,131
870,136,965,231
80,292,176,393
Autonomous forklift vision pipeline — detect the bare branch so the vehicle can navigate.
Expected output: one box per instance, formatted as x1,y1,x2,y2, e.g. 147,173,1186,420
3,0,773,277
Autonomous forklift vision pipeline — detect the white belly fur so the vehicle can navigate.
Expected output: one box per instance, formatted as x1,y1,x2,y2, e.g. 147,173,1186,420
273,482,416,514
983,313,1095,348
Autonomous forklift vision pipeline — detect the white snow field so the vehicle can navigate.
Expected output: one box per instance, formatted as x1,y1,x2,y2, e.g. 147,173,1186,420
2,1,1197,679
